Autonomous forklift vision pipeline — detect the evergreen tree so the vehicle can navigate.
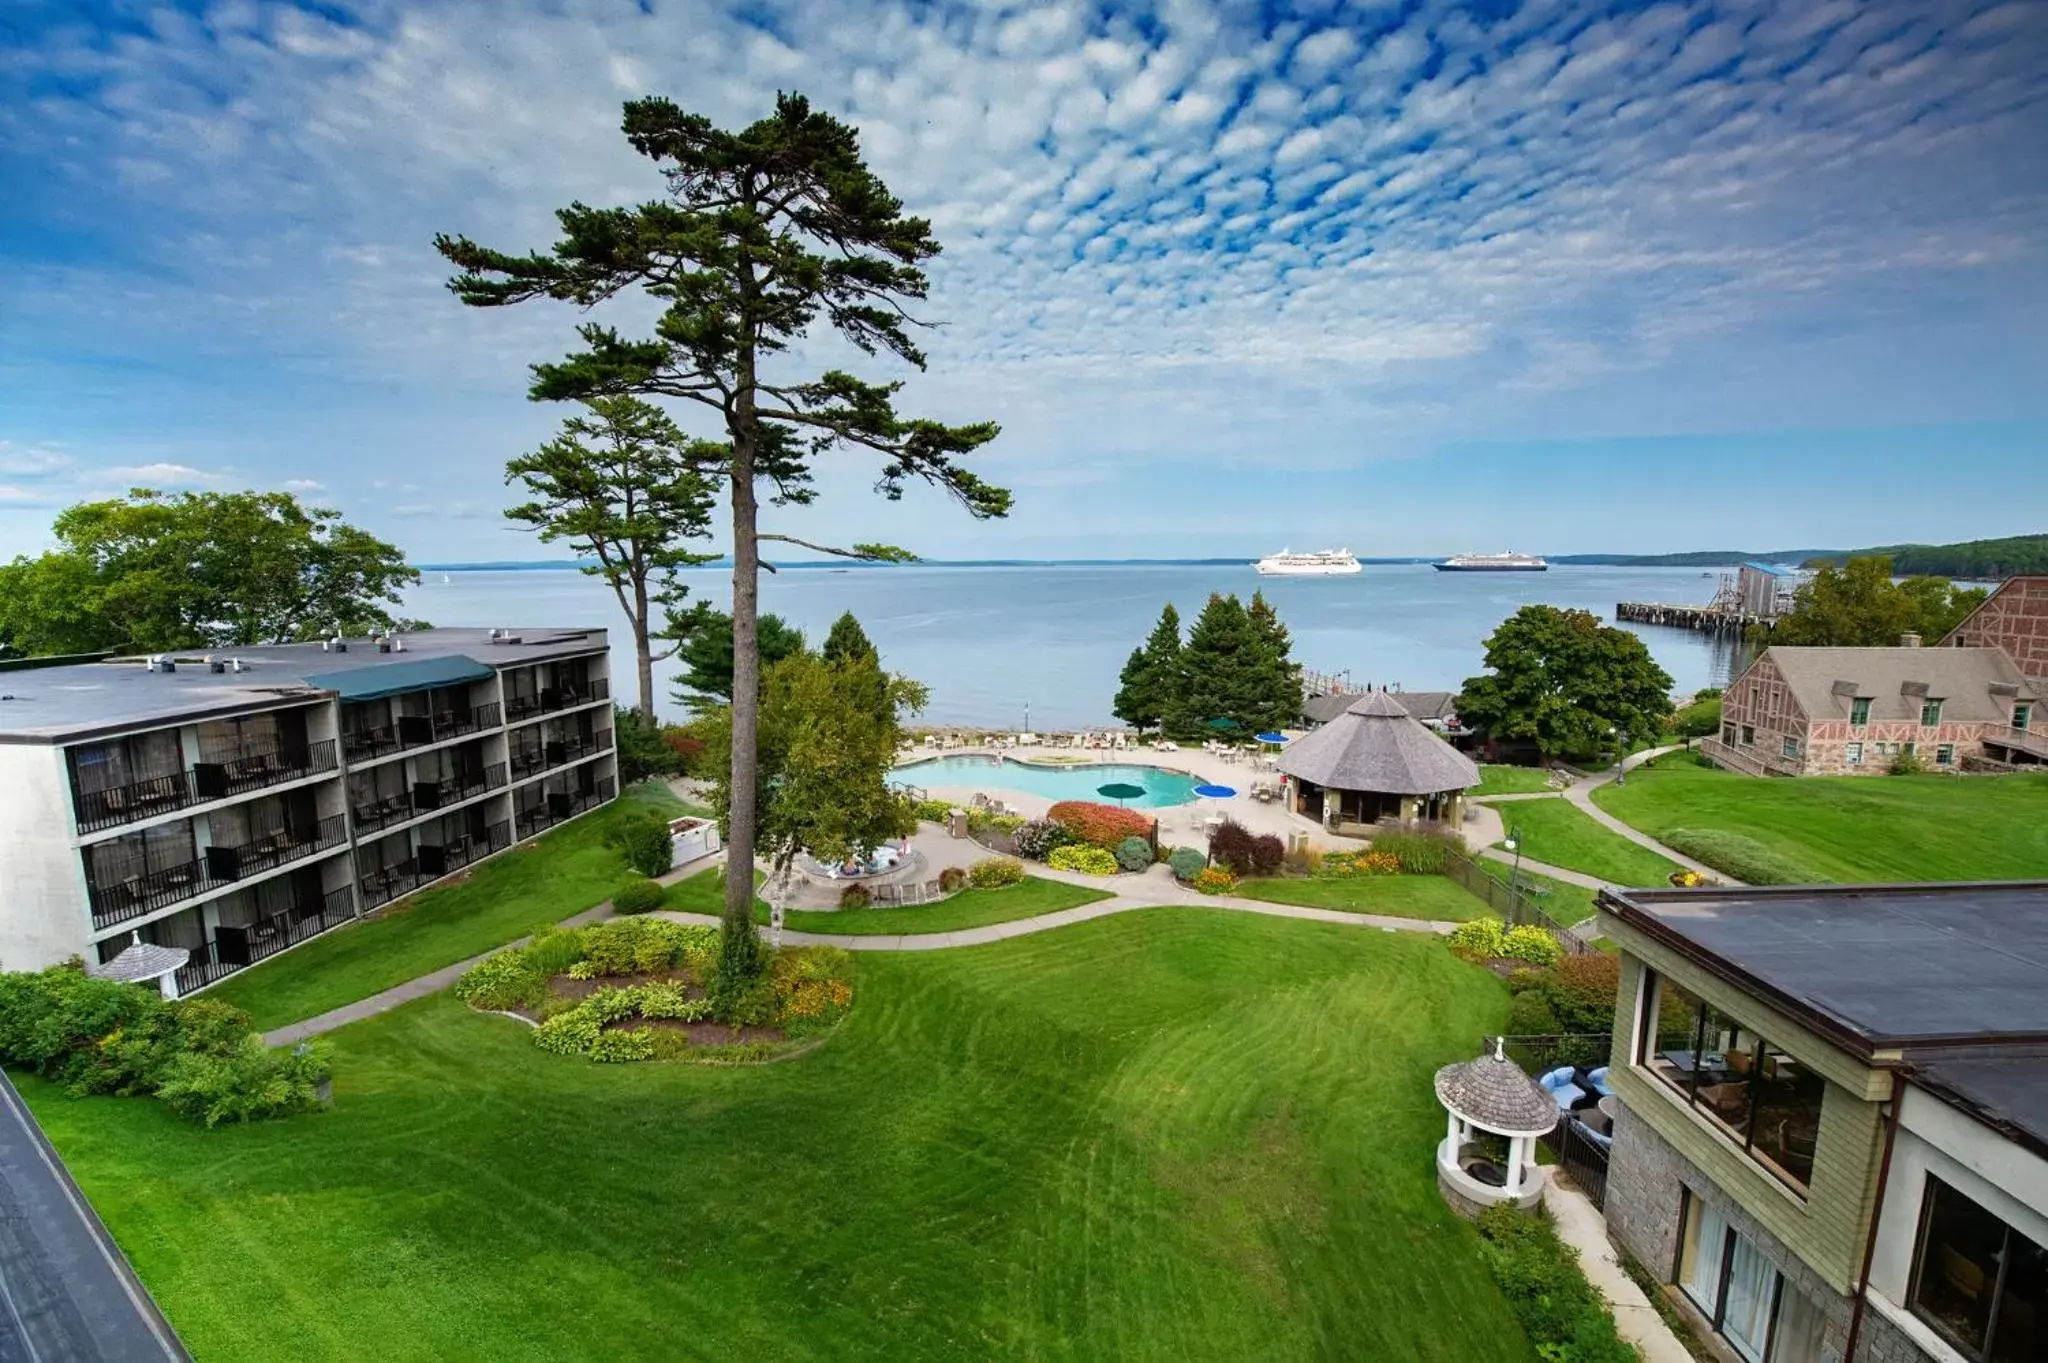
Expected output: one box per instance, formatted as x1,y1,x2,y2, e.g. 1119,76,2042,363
1172,594,1260,739
667,603,806,710
1243,591,1302,732
1113,603,1182,732
821,610,878,665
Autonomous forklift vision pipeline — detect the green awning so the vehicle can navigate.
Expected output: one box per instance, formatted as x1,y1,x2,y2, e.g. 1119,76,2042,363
303,653,496,701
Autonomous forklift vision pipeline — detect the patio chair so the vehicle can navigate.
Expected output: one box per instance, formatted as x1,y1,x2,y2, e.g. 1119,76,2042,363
924,880,941,900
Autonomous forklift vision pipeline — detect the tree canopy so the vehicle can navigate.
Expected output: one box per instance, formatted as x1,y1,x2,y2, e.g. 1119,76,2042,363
1113,603,1182,732
1456,605,1675,761
505,396,717,715
1762,557,1988,648
666,602,806,710
0,489,418,656
436,92,1007,968
822,611,877,665
1164,592,1301,739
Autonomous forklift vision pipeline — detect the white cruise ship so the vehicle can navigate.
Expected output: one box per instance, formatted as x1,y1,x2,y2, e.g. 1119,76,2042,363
1254,548,1363,576
1434,551,1549,572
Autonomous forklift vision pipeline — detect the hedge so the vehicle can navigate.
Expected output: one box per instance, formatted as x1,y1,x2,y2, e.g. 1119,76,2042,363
1661,829,1815,886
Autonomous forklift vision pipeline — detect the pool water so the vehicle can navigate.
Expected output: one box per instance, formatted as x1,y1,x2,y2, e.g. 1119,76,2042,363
891,755,1201,808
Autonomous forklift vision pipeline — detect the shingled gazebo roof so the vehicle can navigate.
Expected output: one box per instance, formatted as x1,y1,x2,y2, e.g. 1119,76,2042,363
85,940,189,986
1435,1041,1559,1137
1277,690,1480,794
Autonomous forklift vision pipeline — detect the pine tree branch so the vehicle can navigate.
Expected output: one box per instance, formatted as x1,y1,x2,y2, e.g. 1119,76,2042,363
756,534,917,563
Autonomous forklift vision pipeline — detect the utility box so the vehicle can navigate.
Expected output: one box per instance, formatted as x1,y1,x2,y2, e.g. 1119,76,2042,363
949,809,968,839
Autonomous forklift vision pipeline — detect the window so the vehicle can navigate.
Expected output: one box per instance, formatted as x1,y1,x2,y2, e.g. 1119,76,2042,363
1937,744,1955,767
1637,973,1824,1192
1781,736,1800,759
1910,1175,2046,1362
2017,704,2033,733
1921,698,1944,727
1846,742,1864,766
1741,725,1756,746
1676,1193,1827,1362
1849,697,1872,726
1723,722,1738,745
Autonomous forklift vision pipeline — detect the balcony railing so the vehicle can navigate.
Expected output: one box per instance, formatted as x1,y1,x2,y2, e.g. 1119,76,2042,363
202,814,348,883
359,858,425,910
506,677,608,723
176,886,356,994
343,703,505,762
89,856,220,930
412,762,507,812
351,788,416,834
416,820,512,878
74,740,339,835
514,777,618,839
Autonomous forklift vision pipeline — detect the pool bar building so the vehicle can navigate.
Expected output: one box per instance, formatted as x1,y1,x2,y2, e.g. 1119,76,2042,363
0,628,620,995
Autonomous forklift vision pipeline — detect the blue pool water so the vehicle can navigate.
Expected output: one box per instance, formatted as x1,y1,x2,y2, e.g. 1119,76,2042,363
891,755,1201,808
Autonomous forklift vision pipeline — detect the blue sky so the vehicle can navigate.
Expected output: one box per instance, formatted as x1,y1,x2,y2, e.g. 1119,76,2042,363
2,0,2045,562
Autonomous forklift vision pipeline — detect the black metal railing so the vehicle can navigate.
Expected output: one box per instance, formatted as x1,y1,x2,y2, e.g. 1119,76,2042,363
360,858,425,910
342,725,403,761
505,693,542,721
508,677,607,723
75,772,193,835
202,814,348,882
346,703,505,762
88,856,219,929
509,744,547,777
417,819,513,878
1545,1113,1611,1209
351,788,415,833
1443,849,1597,955
514,779,616,839
75,740,339,835
1490,1033,1615,1208
412,761,507,811
177,886,356,994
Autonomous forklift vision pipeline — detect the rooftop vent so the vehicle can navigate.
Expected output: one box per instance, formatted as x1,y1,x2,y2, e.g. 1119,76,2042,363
391,636,405,653
207,656,227,675
330,635,348,653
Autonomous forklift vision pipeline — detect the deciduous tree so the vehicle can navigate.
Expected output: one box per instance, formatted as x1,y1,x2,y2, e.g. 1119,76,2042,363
0,489,417,655
1457,605,1674,762
505,396,717,715
1764,556,1987,647
438,94,1007,980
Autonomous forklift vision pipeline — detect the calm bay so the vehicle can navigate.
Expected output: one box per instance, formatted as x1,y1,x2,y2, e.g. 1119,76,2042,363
400,563,1745,728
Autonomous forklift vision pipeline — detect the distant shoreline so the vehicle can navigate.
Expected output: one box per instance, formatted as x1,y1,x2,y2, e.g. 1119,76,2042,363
413,556,1750,573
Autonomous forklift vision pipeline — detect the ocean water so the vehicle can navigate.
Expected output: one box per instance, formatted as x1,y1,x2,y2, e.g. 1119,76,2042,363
890,754,1205,807
399,563,1745,728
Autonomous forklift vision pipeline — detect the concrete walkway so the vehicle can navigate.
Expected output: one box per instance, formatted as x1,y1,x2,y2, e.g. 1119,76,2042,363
1566,746,1737,883
1545,1180,1695,1362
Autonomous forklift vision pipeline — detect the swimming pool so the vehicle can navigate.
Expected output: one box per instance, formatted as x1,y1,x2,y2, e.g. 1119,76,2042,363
890,755,1201,809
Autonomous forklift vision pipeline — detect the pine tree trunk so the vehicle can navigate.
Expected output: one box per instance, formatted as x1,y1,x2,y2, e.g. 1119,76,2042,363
632,574,656,719
724,434,762,947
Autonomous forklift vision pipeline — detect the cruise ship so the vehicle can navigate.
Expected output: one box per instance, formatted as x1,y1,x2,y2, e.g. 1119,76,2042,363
1254,548,1363,576
1434,551,1549,572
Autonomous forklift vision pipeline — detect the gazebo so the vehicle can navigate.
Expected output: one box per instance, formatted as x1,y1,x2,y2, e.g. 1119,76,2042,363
85,934,191,1000
1433,1038,1557,1217
1275,690,1480,830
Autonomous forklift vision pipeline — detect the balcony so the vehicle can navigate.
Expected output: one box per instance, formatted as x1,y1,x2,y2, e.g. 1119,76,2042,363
506,676,609,722
360,858,425,910
514,777,617,839
343,703,504,762
200,814,349,883
89,856,220,930
73,740,339,836
176,886,355,994
416,820,512,878
411,762,507,813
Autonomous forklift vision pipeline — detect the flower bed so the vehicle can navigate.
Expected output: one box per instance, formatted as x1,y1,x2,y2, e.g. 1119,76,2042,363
454,919,854,1064
1046,800,1157,850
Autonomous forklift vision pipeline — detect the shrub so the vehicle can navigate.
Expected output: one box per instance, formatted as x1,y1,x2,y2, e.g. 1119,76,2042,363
967,857,1025,889
1114,836,1154,872
1014,818,1071,861
1475,1207,1637,1363
911,797,955,823
1208,819,1258,875
1889,748,1926,776
938,866,967,893
154,1036,330,1128
1049,844,1119,875
1191,865,1236,895
1371,829,1454,874
1660,829,1816,886
638,982,714,1022
615,816,675,878
611,878,666,915
839,883,873,909
1513,954,1622,1037
525,924,588,976
453,952,549,1012
1046,800,1155,850
966,808,1027,836
1448,918,1507,959
534,1009,603,1056
1505,991,1563,1035
588,1029,657,1063
1283,846,1322,876
1250,834,1284,874
1502,925,1565,966
580,918,705,976
1672,694,1723,740
1167,847,1207,881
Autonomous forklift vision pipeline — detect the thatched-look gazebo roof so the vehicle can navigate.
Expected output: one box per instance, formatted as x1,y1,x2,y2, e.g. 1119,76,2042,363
85,939,189,986
1277,690,1480,794
1434,1041,1559,1137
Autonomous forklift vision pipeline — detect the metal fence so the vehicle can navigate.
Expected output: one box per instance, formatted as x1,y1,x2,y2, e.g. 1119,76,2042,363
1493,1032,1616,1209
1442,849,1597,954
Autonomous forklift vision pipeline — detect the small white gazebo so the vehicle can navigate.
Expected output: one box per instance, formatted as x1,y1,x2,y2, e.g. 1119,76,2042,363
85,934,190,1000
1433,1038,1558,1216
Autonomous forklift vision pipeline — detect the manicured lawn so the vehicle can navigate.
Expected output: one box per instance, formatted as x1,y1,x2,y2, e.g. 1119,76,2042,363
668,867,1114,935
1490,796,1683,888
30,911,1536,1362
1593,757,2048,882
1473,859,1600,927
1472,764,1554,797
1233,874,1492,921
207,782,683,1030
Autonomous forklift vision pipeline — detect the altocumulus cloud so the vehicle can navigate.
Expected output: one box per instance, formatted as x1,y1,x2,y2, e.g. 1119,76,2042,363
1,0,2044,552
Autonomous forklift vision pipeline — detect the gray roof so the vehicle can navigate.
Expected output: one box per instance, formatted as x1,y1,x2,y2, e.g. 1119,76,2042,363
1904,1045,2048,1162
1758,646,2038,725
1301,689,1458,726
1435,1044,1559,1136
0,627,608,743
85,941,189,984
1279,690,1481,794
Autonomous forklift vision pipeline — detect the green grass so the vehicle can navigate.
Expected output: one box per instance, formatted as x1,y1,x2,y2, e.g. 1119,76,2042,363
1472,764,1555,797
1593,757,2048,882
1233,874,1492,921
30,911,1537,1362
1473,860,1600,927
667,867,1113,935
1491,796,1684,888
207,783,684,1030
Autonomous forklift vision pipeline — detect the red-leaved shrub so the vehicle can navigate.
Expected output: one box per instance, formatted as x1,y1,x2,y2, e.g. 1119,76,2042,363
1250,834,1285,874
1208,819,1258,875
1047,801,1156,851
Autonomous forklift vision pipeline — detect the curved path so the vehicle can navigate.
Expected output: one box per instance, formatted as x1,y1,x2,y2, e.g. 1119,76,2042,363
1567,745,1736,883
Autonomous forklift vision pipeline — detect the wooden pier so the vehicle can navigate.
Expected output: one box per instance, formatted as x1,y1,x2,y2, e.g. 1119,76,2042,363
1614,601,1759,634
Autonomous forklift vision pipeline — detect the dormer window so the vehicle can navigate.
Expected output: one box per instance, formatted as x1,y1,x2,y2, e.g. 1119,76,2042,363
1920,698,1944,727
1849,697,1871,726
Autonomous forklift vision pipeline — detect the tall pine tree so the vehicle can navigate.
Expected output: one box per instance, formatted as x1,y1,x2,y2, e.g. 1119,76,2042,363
822,610,878,664
1172,594,1260,739
1243,591,1302,732
1113,603,1182,733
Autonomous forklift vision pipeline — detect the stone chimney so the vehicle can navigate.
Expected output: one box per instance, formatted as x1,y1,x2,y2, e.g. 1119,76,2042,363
1900,633,1921,648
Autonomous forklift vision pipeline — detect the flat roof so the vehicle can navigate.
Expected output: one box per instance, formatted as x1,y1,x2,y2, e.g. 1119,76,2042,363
0,627,607,744
1905,1045,2048,1162
1598,881,2048,1053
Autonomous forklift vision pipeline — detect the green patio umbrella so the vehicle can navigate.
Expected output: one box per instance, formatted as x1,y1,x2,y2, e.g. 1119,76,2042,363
1096,782,1147,806
1204,717,1240,732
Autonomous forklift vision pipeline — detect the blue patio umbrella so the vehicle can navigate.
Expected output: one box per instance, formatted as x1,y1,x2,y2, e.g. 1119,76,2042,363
1254,731,1287,744
1192,783,1237,799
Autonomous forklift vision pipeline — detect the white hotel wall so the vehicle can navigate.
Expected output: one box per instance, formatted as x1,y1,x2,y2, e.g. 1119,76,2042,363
0,743,94,972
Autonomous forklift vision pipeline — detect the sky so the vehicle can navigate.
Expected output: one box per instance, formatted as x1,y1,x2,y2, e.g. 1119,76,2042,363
2,0,2045,563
